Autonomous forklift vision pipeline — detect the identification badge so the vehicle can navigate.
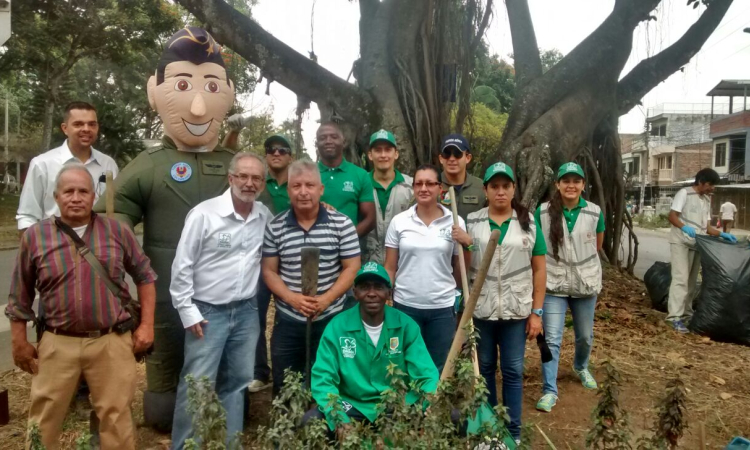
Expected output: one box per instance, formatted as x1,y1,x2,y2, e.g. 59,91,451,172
463,195,479,205
202,160,227,176
170,162,192,182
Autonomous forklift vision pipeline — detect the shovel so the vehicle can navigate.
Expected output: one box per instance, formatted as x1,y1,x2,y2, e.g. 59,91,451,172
300,247,320,390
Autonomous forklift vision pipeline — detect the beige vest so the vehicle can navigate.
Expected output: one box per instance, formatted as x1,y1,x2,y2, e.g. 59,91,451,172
365,174,413,264
539,201,602,298
468,208,536,321
669,188,711,248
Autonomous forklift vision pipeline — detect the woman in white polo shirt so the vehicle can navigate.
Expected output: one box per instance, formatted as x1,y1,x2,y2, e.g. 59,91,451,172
384,164,468,373
453,162,546,442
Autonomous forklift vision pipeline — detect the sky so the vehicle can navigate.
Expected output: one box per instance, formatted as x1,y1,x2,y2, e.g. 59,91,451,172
237,0,750,156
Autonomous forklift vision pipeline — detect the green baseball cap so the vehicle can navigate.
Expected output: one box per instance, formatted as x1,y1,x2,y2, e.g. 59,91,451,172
483,162,515,184
369,129,397,148
557,162,585,180
264,134,292,149
354,261,392,288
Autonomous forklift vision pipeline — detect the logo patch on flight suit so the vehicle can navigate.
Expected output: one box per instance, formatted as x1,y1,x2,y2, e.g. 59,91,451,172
463,195,479,205
440,189,451,205
388,337,401,355
340,337,357,358
202,160,227,176
171,162,192,182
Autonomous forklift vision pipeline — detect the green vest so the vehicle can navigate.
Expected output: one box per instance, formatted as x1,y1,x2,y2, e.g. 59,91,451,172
311,305,439,430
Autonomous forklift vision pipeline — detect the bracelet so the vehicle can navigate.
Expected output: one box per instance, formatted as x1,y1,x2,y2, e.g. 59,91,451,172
463,244,476,252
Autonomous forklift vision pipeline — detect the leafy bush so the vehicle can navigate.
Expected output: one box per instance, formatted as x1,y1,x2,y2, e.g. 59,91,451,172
634,214,670,230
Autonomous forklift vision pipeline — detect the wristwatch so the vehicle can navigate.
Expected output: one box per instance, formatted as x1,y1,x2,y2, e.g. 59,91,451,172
531,308,544,317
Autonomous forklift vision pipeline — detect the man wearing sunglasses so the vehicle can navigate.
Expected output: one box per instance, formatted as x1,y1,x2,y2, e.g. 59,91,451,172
438,134,486,221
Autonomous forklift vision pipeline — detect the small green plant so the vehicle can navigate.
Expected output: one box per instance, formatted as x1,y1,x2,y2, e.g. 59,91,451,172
634,214,670,230
637,379,688,450
586,361,632,449
28,422,45,450
182,375,241,450
74,432,93,450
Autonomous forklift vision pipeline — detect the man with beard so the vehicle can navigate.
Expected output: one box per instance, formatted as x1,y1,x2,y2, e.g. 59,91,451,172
170,152,270,448
94,27,237,428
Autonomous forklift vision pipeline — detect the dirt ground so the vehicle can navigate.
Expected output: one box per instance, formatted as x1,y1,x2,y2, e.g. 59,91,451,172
1,266,749,449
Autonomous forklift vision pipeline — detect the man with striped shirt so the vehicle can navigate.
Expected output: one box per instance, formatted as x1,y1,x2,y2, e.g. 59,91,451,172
6,164,156,449
262,160,361,396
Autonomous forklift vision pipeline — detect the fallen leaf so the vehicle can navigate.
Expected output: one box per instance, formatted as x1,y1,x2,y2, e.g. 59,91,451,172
710,375,726,386
719,392,733,400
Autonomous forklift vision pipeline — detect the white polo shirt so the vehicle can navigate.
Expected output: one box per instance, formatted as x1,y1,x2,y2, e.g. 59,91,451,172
16,140,119,229
170,189,271,328
385,204,465,309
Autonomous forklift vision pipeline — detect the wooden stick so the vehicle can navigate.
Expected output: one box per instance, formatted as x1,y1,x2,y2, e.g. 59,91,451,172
441,229,500,381
300,247,320,391
448,187,480,376
536,424,558,450
105,170,114,219
699,422,706,449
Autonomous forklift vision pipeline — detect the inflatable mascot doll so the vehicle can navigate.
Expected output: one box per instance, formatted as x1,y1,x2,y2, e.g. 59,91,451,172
95,26,235,430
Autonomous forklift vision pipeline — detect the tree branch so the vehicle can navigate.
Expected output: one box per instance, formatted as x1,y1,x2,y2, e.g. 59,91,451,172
505,0,542,88
470,0,493,52
617,0,733,116
175,0,376,127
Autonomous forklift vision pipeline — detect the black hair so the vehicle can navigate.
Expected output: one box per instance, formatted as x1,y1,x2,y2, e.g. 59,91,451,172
317,121,344,136
547,190,565,261
484,175,531,232
694,168,720,186
63,102,97,122
414,164,440,181
156,27,228,86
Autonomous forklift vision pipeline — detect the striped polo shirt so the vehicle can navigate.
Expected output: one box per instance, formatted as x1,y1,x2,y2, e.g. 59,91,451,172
263,205,360,322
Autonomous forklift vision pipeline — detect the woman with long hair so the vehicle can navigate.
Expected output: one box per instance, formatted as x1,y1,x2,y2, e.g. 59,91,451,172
384,164,469,373
534,162,605,413
453,162,547,442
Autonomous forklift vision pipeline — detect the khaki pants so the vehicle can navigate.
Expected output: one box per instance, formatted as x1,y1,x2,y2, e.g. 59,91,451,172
667,243,701,322
27,331,136,450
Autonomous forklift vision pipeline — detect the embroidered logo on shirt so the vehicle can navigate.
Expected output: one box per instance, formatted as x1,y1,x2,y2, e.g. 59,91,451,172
438,227,453,242
340,337,357,358
341,401,353,412
522,237,529,249
388,337,401,355
343,181,355,193
171,162,192,182
218,233,231,248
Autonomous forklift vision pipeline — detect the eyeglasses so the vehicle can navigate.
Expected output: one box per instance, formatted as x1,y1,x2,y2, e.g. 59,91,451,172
414,181,441,189
230,173,264,184
265,147,291,156
440,146,466,160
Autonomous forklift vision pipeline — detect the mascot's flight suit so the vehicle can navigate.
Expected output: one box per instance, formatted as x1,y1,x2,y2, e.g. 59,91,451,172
94,27,236,430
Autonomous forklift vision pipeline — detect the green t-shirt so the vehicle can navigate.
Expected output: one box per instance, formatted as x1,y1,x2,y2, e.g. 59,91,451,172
371,170,405,218
488,217,547,256
319,160,374,225
263,176,290,215
533,197,606,234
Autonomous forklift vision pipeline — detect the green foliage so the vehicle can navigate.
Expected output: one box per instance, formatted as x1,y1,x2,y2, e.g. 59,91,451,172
636,379,688,450
183,375,242,450
462,103,508,175
28,422,45,450
634,214,670,230
586,361,633,449
74,432,93,450
473,45,516,114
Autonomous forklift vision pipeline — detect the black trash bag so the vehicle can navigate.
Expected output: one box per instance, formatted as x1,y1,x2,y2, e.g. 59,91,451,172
644,261,671,312
689,235,750,346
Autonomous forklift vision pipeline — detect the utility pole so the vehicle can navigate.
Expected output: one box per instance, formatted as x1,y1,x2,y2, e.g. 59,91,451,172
4,96,8,161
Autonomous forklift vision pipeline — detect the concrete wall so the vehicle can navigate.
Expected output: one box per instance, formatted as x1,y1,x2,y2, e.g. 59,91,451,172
674,142,712,181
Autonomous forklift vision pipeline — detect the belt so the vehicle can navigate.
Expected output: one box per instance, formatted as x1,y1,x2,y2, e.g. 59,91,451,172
46,320,131,339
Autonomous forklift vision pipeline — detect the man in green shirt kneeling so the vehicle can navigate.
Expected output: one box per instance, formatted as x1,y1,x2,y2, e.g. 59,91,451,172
306,261,439,440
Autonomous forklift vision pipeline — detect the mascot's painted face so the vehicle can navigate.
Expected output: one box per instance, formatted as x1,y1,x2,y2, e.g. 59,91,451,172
147,27,235,152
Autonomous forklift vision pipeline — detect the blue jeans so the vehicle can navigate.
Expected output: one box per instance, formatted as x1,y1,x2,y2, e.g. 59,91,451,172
541,294,597,396
474,317,527,440
171,298,260,449
393,303,455,374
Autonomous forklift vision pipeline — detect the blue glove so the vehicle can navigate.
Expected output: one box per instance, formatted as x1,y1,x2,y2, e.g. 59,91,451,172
681,226,696,238
719,232,737,243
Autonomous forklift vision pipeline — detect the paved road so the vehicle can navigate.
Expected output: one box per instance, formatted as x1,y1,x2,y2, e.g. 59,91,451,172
628,227,671,279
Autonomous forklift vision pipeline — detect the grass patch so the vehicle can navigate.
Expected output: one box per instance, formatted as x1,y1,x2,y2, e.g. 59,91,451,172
634,213,670,230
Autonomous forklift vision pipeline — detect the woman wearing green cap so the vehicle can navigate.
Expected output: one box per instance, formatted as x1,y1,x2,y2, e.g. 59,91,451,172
453,162,547,442
533,162,605,413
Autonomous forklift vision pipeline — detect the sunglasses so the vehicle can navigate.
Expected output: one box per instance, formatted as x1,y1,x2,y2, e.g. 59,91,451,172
265,147,291,156
440,146,466,159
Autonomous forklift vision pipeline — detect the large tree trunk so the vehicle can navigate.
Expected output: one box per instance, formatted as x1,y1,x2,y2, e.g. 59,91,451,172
40,85,57,152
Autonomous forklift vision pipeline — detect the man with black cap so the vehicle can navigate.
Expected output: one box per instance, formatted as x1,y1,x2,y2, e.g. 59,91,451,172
95,26,237,429
438,134,486,221
307,261,438,441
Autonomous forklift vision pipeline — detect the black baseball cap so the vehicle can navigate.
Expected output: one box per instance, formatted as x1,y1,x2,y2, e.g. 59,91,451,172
441,134,471,153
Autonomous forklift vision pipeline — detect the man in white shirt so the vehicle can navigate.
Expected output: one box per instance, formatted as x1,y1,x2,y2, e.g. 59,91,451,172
16,102,119,233
169,152,270,448
719,201,737,233
667,168,736,333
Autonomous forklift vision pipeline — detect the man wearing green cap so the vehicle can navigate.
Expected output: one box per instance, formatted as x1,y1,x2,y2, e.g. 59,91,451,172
307,261,438,439
365,130,413,264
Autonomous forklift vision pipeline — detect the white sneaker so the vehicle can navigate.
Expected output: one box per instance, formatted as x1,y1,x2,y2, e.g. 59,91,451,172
247,379,271,393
